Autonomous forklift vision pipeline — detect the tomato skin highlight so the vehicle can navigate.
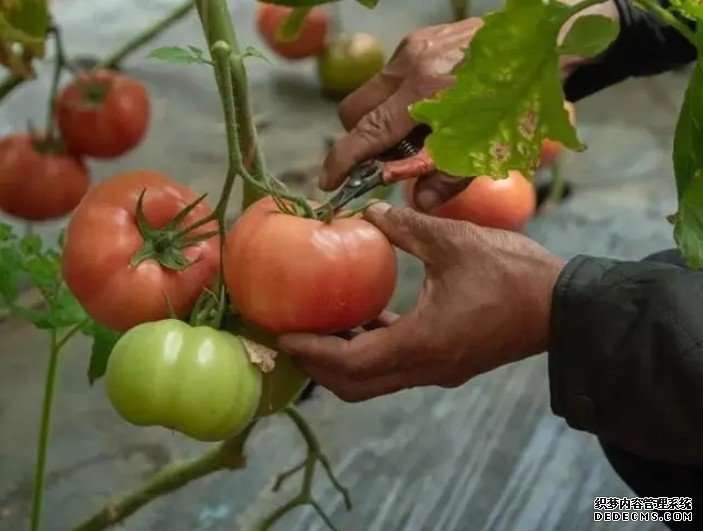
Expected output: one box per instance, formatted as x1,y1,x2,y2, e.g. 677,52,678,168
62,170,219,332
106,320,262,442
224,197,397,334
317,33,385,99
0,133,88,221
257,4,328,60
407,171,536,232
56,70,150,158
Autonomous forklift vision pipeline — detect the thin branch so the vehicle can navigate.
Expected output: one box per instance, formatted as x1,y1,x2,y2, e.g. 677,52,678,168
72,425,255,531
98,1,195,70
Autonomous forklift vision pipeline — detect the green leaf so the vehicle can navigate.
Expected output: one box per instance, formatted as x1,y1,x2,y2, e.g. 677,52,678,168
149,45,211,65
670,0,703,21
672,36,703,268
86,325,121,385
0,0,49,55
355,0,379,6
410,0,584,179
241,45,271,64
275,7,311,42
559,15,618,58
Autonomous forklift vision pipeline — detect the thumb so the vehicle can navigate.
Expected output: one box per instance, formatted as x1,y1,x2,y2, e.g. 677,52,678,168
413,173,470,212
363,202,439,262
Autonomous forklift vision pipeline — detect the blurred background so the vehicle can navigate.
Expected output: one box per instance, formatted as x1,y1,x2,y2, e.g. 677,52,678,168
0,0,686,529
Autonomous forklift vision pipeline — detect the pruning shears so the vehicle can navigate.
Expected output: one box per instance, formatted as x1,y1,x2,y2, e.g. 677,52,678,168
314,125,437,217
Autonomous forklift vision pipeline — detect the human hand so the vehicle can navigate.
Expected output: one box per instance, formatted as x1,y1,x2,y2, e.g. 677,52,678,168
279,203,565,402
321,18,483,211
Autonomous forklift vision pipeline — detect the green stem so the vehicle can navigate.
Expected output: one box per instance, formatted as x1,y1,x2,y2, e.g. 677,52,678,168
633,0,696,47
0,75,25,105
30,329,61,531
196,0,268,206
72,425,255,531
209,40,314,218
545,158,565,206
45,25,67,143
253,408,350,530
56,319,90,352
97,1,195,70
450,0,470,21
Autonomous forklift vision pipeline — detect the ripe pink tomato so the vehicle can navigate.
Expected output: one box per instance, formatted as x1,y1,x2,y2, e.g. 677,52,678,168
224,197,397,334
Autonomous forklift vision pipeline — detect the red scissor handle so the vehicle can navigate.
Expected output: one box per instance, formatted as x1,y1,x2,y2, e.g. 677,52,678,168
381,149,437,184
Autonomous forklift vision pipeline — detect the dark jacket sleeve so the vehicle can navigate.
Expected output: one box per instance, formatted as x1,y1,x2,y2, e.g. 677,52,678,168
564,0,697,102
548,255,703,465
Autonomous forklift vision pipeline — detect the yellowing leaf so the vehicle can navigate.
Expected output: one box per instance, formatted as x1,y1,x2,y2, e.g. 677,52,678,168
411,0,584,179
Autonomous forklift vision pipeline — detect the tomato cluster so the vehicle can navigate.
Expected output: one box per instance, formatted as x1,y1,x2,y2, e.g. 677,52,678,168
0,69,150,222
256,4,385,98
60,168,396,439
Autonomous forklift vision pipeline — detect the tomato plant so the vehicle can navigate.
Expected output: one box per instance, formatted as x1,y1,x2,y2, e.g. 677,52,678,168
55,69,150,158
257,4,329,60
224,197,397,334
0,133,88,221
317,33,385,98
62,170,219,332
106,320,262,442
407,171,536,231
540,101,576,168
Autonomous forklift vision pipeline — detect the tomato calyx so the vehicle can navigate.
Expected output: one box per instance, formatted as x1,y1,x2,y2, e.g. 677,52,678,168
74,77,112,106
28,129,66,157
130,190,218,271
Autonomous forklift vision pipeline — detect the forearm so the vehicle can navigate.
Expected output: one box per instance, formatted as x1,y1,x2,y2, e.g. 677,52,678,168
548,255,703,465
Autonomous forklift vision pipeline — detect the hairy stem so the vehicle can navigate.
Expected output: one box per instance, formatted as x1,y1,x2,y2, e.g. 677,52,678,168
196,0,268,206
98,1,195,70
72,425,254,531
30,330,61,531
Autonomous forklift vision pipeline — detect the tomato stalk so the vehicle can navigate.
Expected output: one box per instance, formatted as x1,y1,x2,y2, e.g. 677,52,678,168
30,318,87,531
253,407,352,531
97,1,196,70
72,423,255,531
196,0,268,207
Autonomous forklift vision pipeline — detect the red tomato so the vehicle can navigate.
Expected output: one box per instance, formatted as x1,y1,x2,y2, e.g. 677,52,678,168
539,101,576,168
407,171,536,232
224,197,397,334
257,4,328,60
55,70,150,158
0,133,88,221
62,170,219,331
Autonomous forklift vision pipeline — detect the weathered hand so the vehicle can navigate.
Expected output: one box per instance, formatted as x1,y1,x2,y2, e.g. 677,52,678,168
279,203,565,402
321,18,483,211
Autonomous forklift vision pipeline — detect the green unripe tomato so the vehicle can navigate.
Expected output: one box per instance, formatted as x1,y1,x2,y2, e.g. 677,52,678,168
105,320,262,442
317,33,385,99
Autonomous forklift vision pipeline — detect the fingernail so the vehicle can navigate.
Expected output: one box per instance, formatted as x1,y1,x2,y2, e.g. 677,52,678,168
415,189,441,212
366,202,392,216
